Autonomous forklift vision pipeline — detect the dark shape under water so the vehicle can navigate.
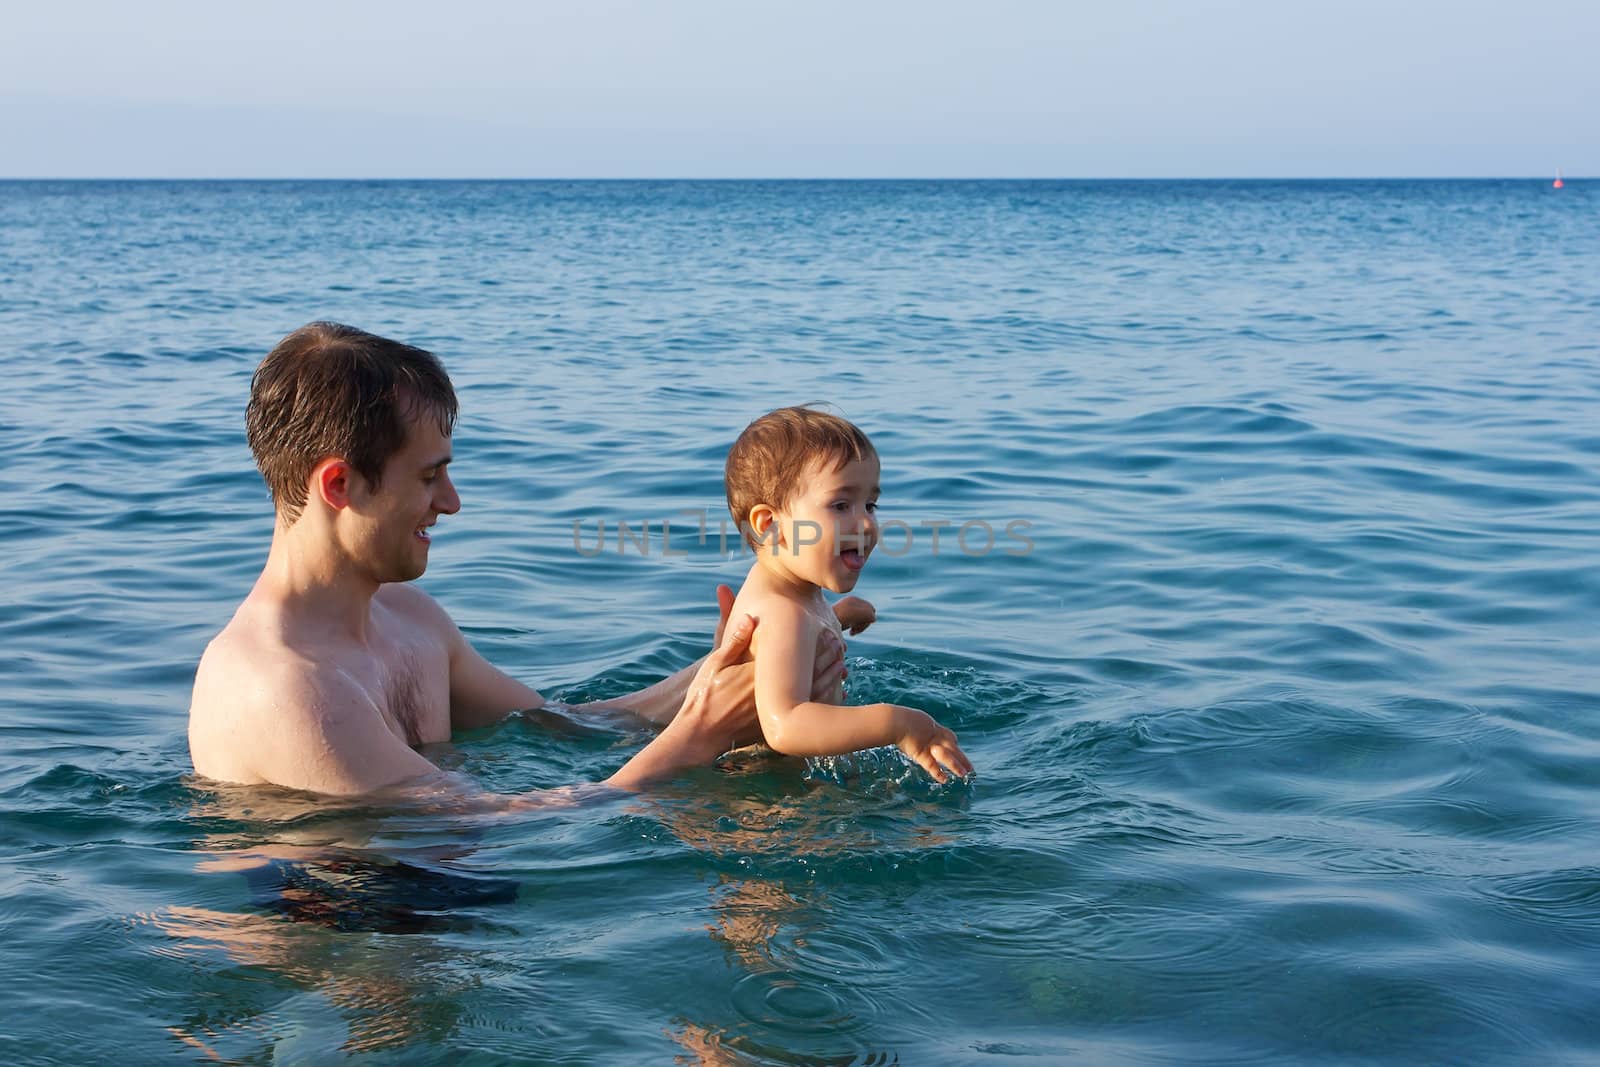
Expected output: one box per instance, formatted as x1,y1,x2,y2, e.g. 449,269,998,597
242,851,521,934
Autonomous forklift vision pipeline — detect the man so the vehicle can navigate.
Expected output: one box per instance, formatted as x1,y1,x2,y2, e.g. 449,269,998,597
188,322,847,801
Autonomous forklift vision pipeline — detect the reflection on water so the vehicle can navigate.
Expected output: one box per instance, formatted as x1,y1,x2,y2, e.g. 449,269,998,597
645,777,952,1066
162,772,939,1063
237,849,520,933
184,779,523,928
670,1018,902,1067
153,904,482,1058
148,782,526,1058
707,876,805,972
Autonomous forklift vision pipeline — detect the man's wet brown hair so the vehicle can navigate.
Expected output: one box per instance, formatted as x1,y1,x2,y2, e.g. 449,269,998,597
725,406,876,548
246,322,458,524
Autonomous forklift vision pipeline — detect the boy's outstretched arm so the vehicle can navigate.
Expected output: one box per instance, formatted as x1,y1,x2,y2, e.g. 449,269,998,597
753,599,973,782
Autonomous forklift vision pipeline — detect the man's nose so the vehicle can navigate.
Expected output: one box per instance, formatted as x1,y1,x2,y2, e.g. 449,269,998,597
436,474,461,514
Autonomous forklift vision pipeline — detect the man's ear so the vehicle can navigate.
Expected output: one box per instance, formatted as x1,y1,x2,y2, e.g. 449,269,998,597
746,504,785,548
312,457,356,511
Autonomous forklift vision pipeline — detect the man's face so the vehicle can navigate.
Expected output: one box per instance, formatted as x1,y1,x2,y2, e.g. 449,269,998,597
347,409,460,583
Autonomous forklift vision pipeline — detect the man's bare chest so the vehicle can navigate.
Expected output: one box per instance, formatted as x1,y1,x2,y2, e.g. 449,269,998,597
356,632,452,747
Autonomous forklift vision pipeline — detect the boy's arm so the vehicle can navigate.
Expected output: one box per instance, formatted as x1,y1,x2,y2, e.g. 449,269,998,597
752,600,972,782
568,585,847,726
832,595,876,635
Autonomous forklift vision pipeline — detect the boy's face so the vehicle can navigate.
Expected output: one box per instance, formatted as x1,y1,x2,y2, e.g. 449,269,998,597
764,454,881,594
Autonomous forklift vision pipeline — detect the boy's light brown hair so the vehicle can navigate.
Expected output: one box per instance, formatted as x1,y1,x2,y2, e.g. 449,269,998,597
725,406,876,548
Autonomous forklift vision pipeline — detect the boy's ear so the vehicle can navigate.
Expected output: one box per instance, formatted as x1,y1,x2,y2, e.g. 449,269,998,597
746,503,785,547
313,457,356,511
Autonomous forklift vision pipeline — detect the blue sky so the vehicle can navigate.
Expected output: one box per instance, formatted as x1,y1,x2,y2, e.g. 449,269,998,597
3,0,1594,178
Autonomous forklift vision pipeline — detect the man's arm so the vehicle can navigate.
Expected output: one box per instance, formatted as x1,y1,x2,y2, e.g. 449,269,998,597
439,601,703,731
439,617,770,800
448,633,546,730
440,583,851,747
440,585,720,732
220,628,763,802
568,583,743,726
605,614,762,789
387,583,545,730
569,585,850,728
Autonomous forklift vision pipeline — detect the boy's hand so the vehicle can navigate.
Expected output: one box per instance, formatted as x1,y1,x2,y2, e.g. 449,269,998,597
832,596,876,635
892,706,974,784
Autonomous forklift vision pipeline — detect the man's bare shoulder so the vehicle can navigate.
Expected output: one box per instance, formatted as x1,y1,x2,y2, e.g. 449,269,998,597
189,619,306,714
193,596,323,695
741,587,814,624
189,605,363,784
374,582,463,642
190,620,439,793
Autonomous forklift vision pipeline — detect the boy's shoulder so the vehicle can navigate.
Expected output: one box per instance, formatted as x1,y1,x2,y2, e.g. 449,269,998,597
733,577,806,621
731,569,833,643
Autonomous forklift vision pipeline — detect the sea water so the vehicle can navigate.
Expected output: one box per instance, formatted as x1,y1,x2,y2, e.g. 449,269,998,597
1,179,1597,1063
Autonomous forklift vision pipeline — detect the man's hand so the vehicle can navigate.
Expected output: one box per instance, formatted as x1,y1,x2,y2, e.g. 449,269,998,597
713,583,848,708
832,595,876,635
592,586,851,733
810,628,848,698
607,614,763,789
713,584,738,648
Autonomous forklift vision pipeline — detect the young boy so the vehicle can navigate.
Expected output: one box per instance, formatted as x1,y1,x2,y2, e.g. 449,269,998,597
722,407,974,783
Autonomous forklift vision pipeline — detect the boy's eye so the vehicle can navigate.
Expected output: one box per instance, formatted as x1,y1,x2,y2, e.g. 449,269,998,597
831,501,849,512
866,501,879,513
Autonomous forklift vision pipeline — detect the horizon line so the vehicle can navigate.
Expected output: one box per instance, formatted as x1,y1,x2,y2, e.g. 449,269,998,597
0,175,1582,183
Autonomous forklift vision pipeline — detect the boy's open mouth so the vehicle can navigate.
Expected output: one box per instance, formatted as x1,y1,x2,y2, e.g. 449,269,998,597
839,548,867,571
